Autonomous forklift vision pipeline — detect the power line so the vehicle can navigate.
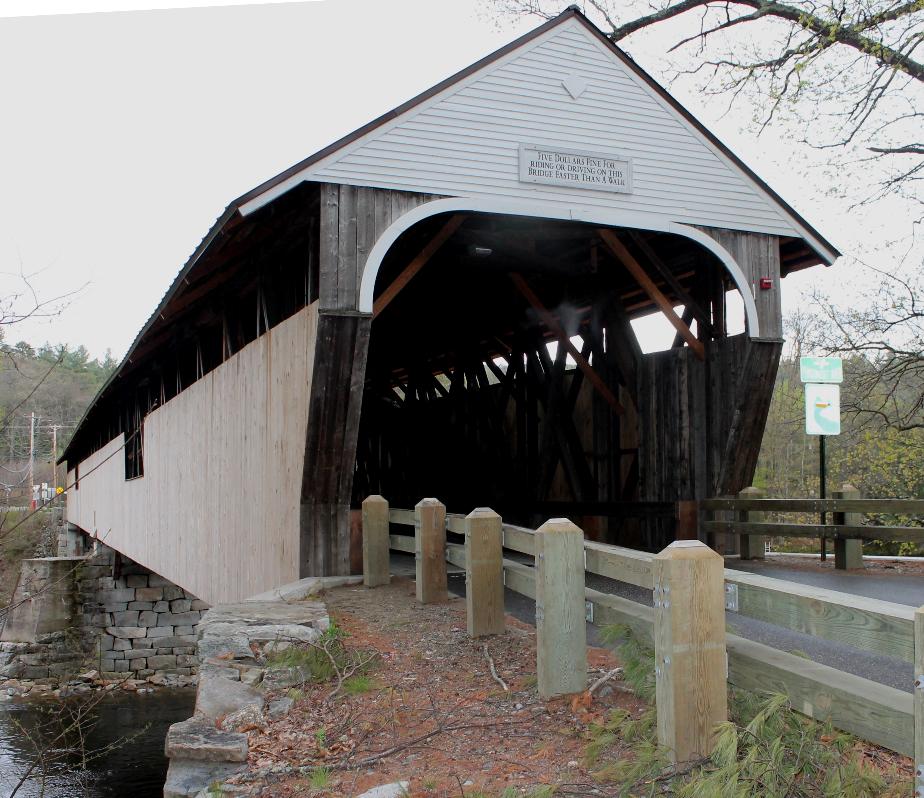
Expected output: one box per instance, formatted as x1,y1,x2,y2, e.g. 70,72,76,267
0,428,139,540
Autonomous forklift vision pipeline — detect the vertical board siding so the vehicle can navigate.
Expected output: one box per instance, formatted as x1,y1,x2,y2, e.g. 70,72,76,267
637,334,780,523
65,304,320,605
305,20,800,240
319,184,437,311
300,311,372,575
696,227,783,339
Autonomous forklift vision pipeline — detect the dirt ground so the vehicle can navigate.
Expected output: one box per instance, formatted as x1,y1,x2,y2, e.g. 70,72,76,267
244,577,644,797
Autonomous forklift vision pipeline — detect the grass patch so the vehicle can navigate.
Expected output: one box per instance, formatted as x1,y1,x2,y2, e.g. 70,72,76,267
589,624,910,797
342,674,376,695
308,766,331,790
265,622,379,699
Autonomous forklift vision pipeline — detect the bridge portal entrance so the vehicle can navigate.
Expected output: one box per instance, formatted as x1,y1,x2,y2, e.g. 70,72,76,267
351,208,776,552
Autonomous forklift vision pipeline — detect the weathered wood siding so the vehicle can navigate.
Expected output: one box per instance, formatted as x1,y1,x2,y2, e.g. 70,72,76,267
65,303,320,605
300,311,371,575
697,227,783,339
318,184,436,310
637,335,781,502
276,19,813,244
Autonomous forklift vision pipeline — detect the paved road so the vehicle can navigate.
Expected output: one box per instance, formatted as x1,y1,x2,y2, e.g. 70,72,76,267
392,552,920,693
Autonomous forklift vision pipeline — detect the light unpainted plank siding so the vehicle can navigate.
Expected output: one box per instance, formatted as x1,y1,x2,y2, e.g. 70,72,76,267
303,20,802,241
64,303,320,605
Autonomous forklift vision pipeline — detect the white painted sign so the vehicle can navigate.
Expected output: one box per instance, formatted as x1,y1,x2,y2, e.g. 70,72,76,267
799,356,843,384
805,383,841,436
519,145,631,193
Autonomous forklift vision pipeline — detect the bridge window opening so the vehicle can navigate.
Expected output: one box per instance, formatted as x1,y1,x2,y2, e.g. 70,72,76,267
354,211,744,551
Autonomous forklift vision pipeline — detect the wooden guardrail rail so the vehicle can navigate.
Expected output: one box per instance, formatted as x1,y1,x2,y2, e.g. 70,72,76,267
366,495,922,769
703,486,924,570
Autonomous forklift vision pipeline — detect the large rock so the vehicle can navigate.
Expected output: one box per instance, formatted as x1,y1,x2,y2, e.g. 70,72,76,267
135,586,163,602
98,588,135,604
262,666,317,691
105,626,146,639
111,610,140,626
163,759,248,798
354,782,411,798
148,654,177,669
244,575,362,603
197,625,254,660
195,674,263,719
165,717,248,762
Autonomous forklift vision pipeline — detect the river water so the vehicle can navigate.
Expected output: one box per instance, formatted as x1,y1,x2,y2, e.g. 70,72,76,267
0,689,195,798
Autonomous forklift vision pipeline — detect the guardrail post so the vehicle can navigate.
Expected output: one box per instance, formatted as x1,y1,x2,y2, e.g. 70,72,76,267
832,484,863,570
415,498,447,603
653,540,727,763
465,508,505,638
535,518,587,699
915,606,923,797
362,495,390,588
738,486,765,560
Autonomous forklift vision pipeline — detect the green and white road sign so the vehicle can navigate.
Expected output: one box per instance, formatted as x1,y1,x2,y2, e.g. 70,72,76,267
805,383,841,435
799,356,843,384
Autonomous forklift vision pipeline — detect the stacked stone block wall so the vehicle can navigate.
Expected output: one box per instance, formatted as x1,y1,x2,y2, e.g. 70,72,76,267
81,548,208,679
0,537,208,684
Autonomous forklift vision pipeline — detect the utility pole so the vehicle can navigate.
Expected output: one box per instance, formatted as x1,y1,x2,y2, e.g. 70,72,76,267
28,411,35,510
51,424,59,492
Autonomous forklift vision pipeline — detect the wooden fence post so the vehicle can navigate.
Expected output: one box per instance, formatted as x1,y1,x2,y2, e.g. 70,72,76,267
653,540,727,763
833,484,863,570
915,606,923,798
362,495,390,588
465,508,505,638
535,518,587,699
415,498,447,603
738,486,765,560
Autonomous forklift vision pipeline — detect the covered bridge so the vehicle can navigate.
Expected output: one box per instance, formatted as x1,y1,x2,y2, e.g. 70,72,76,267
61,8,838,605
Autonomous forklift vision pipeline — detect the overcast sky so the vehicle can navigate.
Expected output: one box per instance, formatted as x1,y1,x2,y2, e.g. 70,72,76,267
0,0,913,358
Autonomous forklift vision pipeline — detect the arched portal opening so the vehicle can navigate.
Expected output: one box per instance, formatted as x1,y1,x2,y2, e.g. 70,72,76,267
352,209,761,551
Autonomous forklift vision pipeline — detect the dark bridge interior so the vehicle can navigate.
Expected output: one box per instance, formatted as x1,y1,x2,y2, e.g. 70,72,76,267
353,211,750,550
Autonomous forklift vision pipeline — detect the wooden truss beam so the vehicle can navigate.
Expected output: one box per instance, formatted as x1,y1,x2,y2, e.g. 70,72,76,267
373,214,466,318
671,306,696,349
628,231,712,335
509,272,624,415
597,229,705,361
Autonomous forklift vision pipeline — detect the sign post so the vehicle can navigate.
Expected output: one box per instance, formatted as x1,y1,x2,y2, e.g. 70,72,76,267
800,357,843,560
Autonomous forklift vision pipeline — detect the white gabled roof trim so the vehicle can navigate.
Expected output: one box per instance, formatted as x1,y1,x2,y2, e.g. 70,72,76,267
236,14,838,267
357,196,762,338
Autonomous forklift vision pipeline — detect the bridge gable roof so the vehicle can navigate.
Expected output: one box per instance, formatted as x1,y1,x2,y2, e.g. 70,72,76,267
235,7,838,266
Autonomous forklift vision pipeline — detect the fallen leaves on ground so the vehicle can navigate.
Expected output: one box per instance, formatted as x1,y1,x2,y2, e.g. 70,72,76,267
243,577,644,797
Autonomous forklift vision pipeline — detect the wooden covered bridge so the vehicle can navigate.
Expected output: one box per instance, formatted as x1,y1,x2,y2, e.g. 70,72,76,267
60,8,838,605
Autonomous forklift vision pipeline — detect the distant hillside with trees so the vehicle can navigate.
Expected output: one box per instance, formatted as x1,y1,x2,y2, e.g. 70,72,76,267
0,341,117,499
